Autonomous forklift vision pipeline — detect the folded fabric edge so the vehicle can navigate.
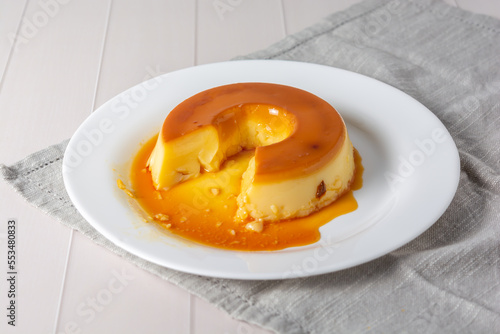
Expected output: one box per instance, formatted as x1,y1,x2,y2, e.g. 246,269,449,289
0,139,69,208
0,139,69,180
0,164,15,180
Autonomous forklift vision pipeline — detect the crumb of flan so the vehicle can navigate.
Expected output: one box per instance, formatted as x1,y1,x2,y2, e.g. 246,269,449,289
117,179,126,189
117,179,135,198
154,213,170,221
245,220,264,233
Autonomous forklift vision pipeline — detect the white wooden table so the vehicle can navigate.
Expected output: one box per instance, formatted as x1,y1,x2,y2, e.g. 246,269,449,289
1,1,499,333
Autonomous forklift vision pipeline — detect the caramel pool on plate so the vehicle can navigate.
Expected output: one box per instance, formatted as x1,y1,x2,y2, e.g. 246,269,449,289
129,135,363,251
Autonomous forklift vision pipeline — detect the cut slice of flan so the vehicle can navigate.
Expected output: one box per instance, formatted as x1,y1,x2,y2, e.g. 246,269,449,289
147,82,355,222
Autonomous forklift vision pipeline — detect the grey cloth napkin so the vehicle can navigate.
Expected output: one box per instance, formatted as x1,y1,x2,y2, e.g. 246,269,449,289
2,0,500,332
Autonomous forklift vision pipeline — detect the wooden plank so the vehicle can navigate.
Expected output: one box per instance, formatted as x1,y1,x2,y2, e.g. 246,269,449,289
0,0,112,333
56,233,190,334
55,1,195,333
0,0,111,164
94,0,196,108
0,0,27,84
0,184,72,334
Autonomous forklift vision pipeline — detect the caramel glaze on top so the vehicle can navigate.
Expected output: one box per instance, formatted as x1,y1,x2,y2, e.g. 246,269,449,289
161,83,346,182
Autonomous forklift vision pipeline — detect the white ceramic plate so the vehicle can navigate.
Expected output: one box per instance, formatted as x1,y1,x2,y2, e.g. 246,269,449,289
63,60,460,280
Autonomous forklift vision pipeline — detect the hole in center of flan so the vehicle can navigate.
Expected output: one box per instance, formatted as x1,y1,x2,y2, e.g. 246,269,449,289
213,103,296,152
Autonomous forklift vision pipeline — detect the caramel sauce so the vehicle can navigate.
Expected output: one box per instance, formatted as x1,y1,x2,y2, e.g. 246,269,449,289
161,83,345,182
130,135,363,251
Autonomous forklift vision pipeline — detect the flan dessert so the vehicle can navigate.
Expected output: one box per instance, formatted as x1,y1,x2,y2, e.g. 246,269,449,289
147,82,355,222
